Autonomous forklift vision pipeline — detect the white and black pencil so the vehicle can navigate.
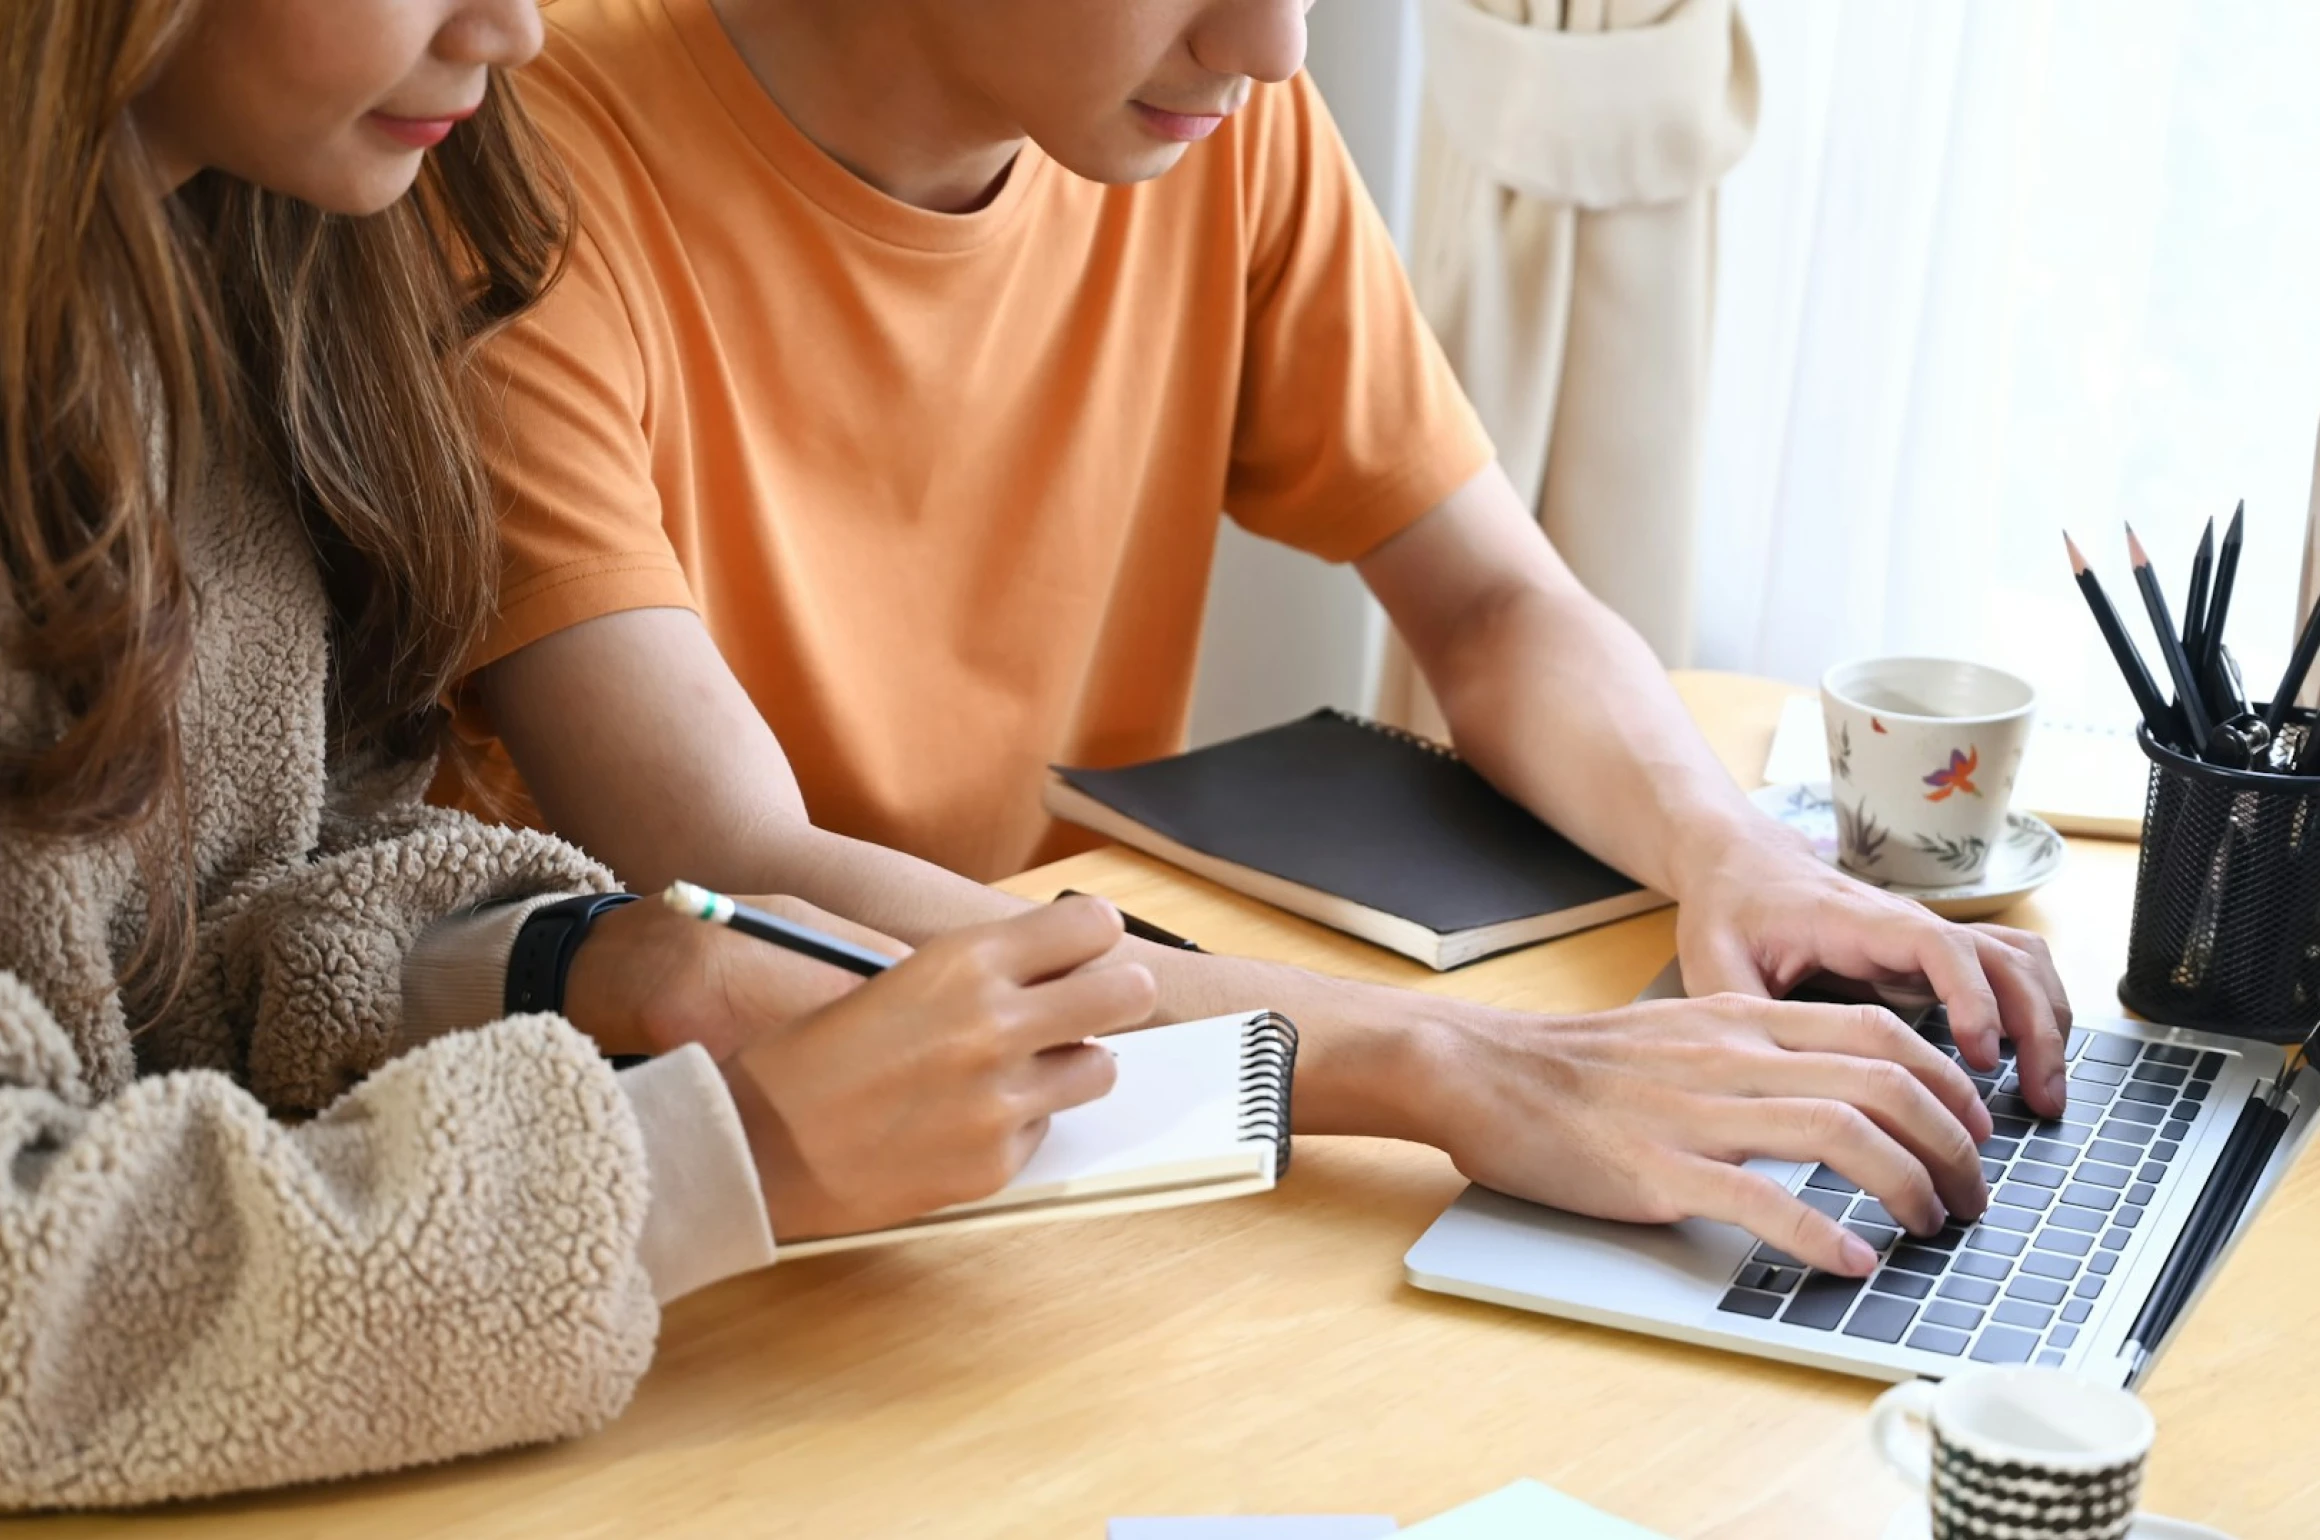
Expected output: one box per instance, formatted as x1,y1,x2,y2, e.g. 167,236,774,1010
662,880,895,977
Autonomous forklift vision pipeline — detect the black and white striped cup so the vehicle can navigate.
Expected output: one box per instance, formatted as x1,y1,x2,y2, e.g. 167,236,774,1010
1870,1368,2154,1540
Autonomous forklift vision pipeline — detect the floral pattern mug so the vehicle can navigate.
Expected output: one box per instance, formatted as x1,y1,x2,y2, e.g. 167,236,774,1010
1821,658,2036,889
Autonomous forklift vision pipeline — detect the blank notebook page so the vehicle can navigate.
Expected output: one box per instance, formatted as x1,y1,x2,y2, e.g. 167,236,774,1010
945,1013,1274,1214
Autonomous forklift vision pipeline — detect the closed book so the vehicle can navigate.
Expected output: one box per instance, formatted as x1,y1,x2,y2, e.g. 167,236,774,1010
1044,709,1665,971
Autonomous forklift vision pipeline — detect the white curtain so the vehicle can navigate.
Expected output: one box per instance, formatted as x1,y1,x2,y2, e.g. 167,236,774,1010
1698,0,2320,725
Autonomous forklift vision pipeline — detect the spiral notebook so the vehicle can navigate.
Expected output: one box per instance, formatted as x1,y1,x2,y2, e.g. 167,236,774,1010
1045,709,1665,970
780,1011,1296,1257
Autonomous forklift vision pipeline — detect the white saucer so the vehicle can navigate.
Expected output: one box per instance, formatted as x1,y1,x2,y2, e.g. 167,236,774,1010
1750,781,2066,922
1880,1507,2235,1539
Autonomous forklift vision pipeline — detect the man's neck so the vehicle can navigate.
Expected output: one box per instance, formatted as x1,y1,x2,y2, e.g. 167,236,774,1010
707,0,1024,214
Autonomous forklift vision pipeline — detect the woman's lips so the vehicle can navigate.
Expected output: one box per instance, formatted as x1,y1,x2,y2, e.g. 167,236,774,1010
367,109,473,150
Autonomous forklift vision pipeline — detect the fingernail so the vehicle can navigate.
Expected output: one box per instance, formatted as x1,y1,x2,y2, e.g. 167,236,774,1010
1839,1235,1878,1276
2045,1070,2070,1109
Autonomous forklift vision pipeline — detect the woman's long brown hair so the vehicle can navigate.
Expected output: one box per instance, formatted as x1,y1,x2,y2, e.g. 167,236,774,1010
0,0,565,1018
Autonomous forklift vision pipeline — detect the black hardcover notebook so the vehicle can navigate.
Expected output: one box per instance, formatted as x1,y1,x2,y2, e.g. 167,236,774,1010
1044,709,1666,970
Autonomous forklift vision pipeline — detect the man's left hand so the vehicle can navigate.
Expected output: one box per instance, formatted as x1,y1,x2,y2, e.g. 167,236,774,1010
1670,817,2075,1119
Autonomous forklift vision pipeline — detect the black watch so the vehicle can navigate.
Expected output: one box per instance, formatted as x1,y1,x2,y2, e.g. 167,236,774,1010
505,892,639,1017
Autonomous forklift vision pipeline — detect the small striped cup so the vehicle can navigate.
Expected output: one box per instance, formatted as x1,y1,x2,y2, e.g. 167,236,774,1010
1871,1367,2153,1540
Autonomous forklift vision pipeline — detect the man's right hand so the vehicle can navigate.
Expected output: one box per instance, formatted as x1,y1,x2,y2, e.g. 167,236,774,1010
721,895,1156,1242
1408,994,1995,1277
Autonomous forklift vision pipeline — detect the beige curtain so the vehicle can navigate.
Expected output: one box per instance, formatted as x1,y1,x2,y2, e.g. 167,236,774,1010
1376,0,1760,739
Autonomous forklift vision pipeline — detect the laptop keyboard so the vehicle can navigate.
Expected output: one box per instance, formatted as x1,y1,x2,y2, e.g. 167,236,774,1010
1714,1020,2226,1367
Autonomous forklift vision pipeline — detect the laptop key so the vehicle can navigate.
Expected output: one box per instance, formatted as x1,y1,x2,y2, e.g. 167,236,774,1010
2119,1081,2173,1106
2087,1252,2117,1276
2137,1161,2166,1184
2100,1227,2131,1251
2075,1275,2107,1300
2195,1051,2226,1080
2021,1251,2078,1281
2006,1276,2068,1306
2160,1117,2194,1140
2060,1184,2117,1212
2131,1062,2188,1088
1805,1166,1858,1194
2022,1138,2079,1165
2127,1181,2156,1206
1971,1326,2039,1363
1752,1244,1808,1269
1981,1206,2039,1233
1718,1288,1784,1319
2079,1161,2132,1189
1966,1227,2027,1258
2182,1080,2211,1103
1850,1198,1900,1229
2073,1061,2129,1086
1872,1269,1935,1300
1781,1273,1865,1330
2036,1350,2067,1367
2049,1204,2106,1233
1846,1222,1901,1252
1843,1293,1918,1344
1980,1159,2006,1184
1980,1136,2021,1160
1994,1182,2051,1211
1938,1276,1999,1305
1735,1263,1774,1291
2171,1100,2200,1123
2063,1300,2092,1323
2119,1204,2146,1228
2009,1161,2067,1189
2146,1044,2198,1068
1800,1188,1850,1219
2082,1035,2141,1066
1909,1325,1971,1356
1923,1300,1983,1331
2063,1078,2117,1107
2065,1029,2088,1060
2086,1138,2144,1166
2113,1101,2166,1126
1921,1226,1969,1252
1990,1114,2034,1139
1989,1092,2042,1120
1994,1299,2054,1329
2033,1226,2094,1257
2050,1325,2080,1349
1890,1246,1950,1276
2152,1139,2181,1162
2098,1118,2156,1145
1953,1251,2010,1281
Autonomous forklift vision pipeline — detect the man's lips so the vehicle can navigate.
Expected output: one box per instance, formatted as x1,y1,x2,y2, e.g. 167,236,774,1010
1131,101,1234,143
367,106,478,150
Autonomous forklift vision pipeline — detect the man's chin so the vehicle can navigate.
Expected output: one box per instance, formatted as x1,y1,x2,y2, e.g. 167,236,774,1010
1040,135,1193,187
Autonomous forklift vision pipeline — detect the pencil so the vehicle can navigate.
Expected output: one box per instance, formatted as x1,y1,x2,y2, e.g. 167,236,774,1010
662,880,896,976
2065,532,2174,743
2127,524,2215,757
2181,517,2215,682
2262,592,2320,735
2205,501,2245,675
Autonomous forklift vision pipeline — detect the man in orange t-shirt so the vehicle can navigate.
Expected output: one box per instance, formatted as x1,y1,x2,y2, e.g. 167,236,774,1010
461,0,2073,1274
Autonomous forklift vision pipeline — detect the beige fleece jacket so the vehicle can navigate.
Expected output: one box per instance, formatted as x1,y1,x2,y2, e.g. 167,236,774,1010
0,459,772,1510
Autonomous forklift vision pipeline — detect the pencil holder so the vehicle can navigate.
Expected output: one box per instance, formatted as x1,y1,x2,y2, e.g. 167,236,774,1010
2119,713,2320,1041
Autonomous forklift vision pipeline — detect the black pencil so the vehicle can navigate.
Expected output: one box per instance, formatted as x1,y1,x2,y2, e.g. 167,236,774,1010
662,880,895,976
2182,517,2215,683
2128,525,2215,757
2205,501,2245,673
2065,532,2173,743
2262,591,2320,735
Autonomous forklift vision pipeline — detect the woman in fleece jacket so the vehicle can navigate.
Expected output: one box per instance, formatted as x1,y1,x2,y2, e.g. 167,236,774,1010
0,0,1152,1508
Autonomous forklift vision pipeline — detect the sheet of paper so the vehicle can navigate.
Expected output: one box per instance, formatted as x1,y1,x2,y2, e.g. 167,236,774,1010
1108,1519,1398,1539
1397,1480,1666,1539
1762,692,2144,838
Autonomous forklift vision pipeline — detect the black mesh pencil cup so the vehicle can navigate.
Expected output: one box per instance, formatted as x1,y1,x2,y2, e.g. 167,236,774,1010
2120,712,2320,1041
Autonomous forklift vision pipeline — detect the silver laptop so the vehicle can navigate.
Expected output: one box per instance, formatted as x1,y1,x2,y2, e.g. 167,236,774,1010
1404,987,2316,1388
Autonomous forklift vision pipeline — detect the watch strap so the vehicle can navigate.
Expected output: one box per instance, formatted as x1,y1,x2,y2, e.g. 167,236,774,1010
505,892,639,1017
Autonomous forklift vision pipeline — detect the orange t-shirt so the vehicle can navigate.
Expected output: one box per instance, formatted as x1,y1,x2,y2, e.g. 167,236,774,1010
457,0,1494,880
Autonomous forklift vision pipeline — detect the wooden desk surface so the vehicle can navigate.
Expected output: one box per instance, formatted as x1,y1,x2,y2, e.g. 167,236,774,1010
32,673,2317,1538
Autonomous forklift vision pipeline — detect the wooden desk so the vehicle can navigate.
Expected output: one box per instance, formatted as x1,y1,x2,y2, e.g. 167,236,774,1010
34,673,2318,1538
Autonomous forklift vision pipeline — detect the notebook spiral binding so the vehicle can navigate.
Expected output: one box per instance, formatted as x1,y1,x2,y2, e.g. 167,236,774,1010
1237,1009,1299,1177
1321,706,1458,762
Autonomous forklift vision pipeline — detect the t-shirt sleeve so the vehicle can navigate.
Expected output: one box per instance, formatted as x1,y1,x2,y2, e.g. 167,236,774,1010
467,212,696,678
1224,73,1497,564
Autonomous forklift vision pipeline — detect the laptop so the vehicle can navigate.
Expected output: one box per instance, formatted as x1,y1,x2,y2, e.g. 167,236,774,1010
1404,979,2316,1388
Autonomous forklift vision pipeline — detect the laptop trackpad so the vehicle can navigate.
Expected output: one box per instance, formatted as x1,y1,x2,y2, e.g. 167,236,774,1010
1405,1173,1782,1326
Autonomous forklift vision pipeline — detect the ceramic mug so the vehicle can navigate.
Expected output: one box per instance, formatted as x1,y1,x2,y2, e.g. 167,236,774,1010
1871,1367,2153,1540
1822,658,2036,888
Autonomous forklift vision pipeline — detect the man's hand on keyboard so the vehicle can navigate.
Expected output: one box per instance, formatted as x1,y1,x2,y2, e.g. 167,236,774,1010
1416,994,1995,1277
1667,818,2074,1118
